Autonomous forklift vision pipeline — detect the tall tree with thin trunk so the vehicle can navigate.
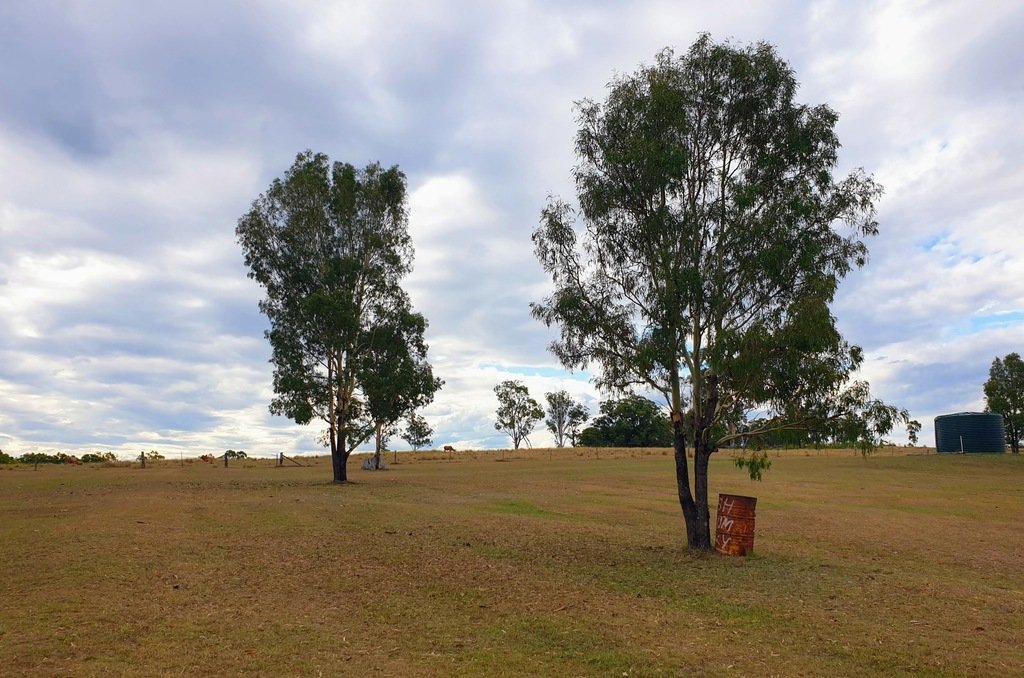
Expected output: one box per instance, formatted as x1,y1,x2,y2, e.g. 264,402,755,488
401,413,434,451
494,380,544,450
544,391,589,447
984,352,1023,454
237,150,439,482
360,306,443,469
532,37,912,550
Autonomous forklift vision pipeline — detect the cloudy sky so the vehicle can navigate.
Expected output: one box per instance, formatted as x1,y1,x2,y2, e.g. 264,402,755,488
2,0,1022,458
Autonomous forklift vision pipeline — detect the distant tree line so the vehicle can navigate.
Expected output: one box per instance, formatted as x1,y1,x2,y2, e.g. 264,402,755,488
491,381,922,452
0,451,118,465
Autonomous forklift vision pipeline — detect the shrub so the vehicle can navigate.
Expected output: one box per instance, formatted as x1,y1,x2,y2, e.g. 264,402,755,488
81,452,117,464
19,452,63,465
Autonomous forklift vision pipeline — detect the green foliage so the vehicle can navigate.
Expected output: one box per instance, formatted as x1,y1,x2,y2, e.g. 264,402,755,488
224,450,248,459
80,452,117,463
737,408,923,456
906,420,922,446
236,150,440,481
531,35,911,548
576,396,672,447
18,452,72,465
984,352,1023,454
734,451,772,481
14,452,88,465
141,450,164,461
544,391,589,447
0,449,13,464
494,380,544,449
18,452,49,465
359,306,443,455
401,413,434,451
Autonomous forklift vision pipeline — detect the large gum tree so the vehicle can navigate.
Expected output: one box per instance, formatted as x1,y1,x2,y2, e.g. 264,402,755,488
237,150,440,482
532,36,911,550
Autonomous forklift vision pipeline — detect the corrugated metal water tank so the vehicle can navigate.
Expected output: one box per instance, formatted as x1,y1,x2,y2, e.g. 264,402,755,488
934,412,1006,453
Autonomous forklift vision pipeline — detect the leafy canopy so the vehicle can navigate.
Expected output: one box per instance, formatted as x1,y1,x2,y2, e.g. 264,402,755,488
401,413,434,451
544,390,589,448
578,396,672,448
533,36,907,461
494,380,544,450
984,352,1023,454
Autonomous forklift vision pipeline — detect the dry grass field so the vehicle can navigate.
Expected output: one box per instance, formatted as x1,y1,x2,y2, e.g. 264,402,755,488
2,447,1022,677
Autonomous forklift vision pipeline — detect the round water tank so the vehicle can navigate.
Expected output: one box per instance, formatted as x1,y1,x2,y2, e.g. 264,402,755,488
934,412,1006,453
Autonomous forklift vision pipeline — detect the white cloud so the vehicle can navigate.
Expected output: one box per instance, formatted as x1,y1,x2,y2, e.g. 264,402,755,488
1,1,1021,456
0,250,147,337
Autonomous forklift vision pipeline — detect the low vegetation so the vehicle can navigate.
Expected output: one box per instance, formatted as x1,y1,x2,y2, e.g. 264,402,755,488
1,448,1022,675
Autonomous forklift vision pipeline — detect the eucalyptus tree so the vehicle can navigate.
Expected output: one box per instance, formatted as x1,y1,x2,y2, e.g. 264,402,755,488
494,380,544,450
360,306,443,468
984,352,1023,454
237,150,440,482
544,390,589,447
532,36,912,550
401,413,434,451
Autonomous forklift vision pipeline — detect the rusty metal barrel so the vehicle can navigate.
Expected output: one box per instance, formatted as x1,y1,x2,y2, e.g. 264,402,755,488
715,493,757,556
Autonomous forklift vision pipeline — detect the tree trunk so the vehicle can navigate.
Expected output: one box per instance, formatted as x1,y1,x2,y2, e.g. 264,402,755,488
672,415,700,548
679,374,720,557
332,430,348,482
373,421,384,468
692,439,714,550
686,373,719,551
